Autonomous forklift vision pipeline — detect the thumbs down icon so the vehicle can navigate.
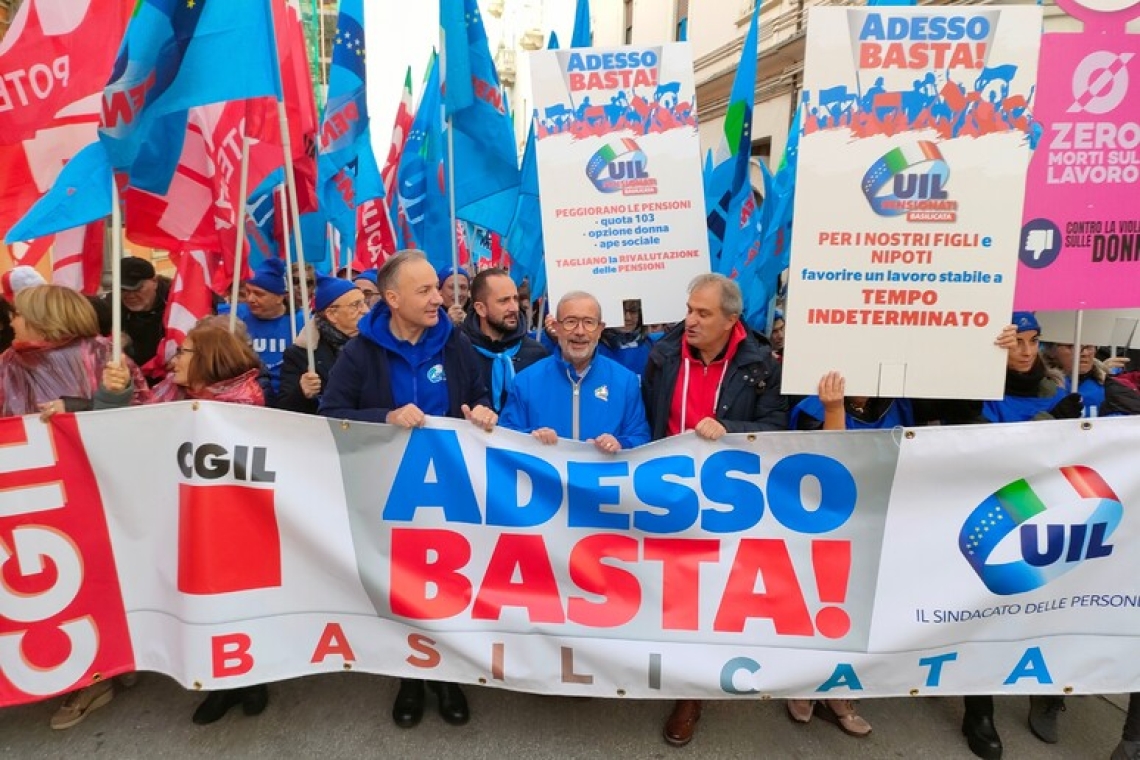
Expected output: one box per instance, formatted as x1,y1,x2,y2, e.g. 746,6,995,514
1025,228,1054,260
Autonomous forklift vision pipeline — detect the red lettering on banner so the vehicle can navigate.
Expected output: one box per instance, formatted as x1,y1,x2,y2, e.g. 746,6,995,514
311,623,356,664
858,42,984,70
714,539,813,635
566,534,640,627
406,634,441,668
212,633,254,677
101,72,156,129
390,528,472,619
177,483,282,595
0,416,134,702
319,101,359,149
473,534,564,623
473,76,505,115
643,538,721,630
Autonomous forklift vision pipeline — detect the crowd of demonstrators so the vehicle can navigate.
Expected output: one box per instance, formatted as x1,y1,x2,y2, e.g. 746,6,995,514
278,274,367,414
437,264,471,326
3,255,1137,753
500,290,650,451
319,250,496,729
461,267,547,412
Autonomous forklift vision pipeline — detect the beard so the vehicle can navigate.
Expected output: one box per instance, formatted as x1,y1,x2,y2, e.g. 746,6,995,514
486,312,518,337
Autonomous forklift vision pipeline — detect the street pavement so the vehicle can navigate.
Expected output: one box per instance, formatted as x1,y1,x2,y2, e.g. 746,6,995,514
0,674,1127,759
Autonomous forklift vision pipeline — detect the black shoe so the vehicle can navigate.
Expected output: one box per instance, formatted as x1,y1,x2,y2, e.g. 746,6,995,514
962,712,1003,760
242,685,269,716
192,690,242,725
429,681,470,726
1028,695,1065,744
392,679,426,729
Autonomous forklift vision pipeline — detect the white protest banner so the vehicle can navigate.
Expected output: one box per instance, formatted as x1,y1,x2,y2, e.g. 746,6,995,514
529,44,709,325
3,404,1140,708
783,6,1042,399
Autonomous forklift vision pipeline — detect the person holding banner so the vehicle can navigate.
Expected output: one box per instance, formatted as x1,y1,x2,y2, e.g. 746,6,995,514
101,321,268,724
499,290,650,451
319,249,496,729
278,275,366,414
462,268,547,412
0,285,151,730
981,313,1082,425
642,273,786,748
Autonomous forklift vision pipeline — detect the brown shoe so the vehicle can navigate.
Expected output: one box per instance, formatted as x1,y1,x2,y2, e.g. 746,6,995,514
787,699,814,723
663,699,703,747
817,699,872,738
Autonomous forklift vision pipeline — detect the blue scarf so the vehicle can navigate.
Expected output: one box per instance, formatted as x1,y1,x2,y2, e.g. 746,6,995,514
472,341,522,411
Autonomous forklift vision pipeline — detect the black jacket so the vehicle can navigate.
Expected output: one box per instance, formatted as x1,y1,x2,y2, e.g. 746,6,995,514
642,322,787,440
460,311,548,410
1104,371,1140,416
278,337,341,414
107,276,171,372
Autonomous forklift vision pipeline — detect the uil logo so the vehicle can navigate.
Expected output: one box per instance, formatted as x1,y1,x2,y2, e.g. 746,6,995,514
427,364,446,384
959,466,1122,595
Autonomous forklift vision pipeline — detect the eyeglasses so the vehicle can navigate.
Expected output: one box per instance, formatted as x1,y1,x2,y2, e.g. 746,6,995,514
327,300,368,313
175,347,195,357
558,316,600,332
361,290,381,303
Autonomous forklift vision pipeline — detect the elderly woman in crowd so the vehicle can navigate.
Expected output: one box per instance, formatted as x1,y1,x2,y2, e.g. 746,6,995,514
102,321,267,724
278,274,366,414
1042,340,1129,417
0,285,150,729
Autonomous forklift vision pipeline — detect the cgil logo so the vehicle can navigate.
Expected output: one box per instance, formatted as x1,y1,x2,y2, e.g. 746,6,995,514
959,465,1122,596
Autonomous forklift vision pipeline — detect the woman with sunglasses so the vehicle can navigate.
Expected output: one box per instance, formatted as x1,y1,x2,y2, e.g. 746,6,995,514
278,275,367,414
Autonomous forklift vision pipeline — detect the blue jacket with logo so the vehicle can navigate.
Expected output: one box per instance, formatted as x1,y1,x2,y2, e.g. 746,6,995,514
499,353,651,448
227,303,304,398
319,304,489,423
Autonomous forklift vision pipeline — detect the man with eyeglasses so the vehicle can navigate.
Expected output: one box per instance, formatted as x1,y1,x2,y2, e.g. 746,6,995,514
500,290,650,452
353,269,381,307
461,268,548,411
278,275,367,414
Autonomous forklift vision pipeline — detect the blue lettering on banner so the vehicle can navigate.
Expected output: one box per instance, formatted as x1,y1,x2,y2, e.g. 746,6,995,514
817,663,865,692
857,13,991,42
565,50,659,72
919,652,959,687
1004,646,1053,685
380,429,861,536
720,657,761,695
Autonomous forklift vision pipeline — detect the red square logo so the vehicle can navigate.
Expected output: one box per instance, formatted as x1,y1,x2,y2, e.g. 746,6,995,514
178,484,282,595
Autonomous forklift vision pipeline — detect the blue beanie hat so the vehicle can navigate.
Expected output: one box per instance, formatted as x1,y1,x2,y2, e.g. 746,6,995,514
1012,311,1040,334
353,268,378,285
436,264,470,286
314,274,359,312
245,258,287,295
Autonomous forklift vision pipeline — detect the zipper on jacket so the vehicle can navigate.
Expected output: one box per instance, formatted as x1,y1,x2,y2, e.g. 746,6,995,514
572,379,581,440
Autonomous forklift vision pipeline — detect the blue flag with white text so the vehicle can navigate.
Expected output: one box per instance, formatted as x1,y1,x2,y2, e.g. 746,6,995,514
318,0,384,253
440,0,520,235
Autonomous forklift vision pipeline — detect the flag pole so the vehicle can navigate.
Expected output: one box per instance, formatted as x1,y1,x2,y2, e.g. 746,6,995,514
1071,309,1084,397
440,29,460,307
279,184,299,341
266,0,315,373
110,178,123,364
229,135,252,334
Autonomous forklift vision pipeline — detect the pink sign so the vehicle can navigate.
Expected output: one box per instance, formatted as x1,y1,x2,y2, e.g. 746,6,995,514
1014,1,1140,309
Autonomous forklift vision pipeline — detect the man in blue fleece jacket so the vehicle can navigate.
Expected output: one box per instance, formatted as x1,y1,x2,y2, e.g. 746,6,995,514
500,290,650,452
318,249,496,732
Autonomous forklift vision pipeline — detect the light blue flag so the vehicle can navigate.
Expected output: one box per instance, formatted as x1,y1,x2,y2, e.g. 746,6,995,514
318,0,384,253
440,0,520,234
5,142,112,244
706,0,759,274
99,0,282,189
571,0,592,48
396,53,451,267
505,119,546,299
